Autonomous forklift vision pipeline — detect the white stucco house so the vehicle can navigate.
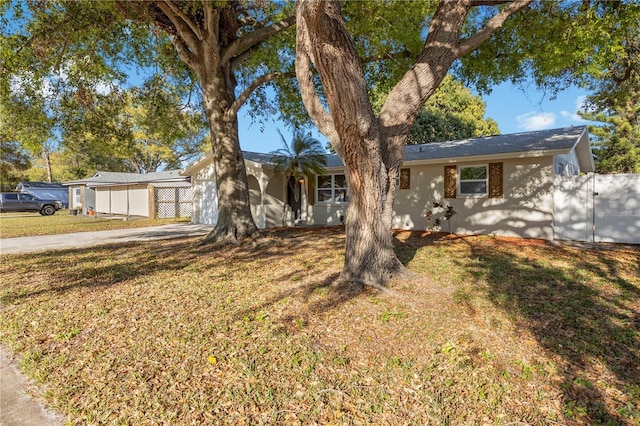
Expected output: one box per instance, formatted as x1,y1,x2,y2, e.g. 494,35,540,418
182,126,638,243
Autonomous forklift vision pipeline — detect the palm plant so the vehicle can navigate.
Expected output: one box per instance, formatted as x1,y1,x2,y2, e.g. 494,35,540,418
270,129,327,225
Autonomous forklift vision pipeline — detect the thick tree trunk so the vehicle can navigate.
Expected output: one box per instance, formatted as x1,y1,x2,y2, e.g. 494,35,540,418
199,67,260,245
341,137,406,287
201,119,260,244
296,0,529,288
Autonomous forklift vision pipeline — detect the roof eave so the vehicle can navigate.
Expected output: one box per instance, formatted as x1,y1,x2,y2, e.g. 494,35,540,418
403,148,572,166
570,127,595,172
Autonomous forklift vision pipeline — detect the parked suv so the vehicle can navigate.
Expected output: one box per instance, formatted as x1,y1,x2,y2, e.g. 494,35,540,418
0,192,63,216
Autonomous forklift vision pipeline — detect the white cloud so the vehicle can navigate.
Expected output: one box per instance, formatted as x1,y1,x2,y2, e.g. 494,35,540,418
516,111,556,131
559,95,591,122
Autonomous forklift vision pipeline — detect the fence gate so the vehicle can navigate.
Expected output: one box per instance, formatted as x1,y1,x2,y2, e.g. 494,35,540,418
154,186,192,218
554,174,640,244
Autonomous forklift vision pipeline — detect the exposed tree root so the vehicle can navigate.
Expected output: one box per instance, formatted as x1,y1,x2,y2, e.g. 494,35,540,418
347,276,392,293
197,225,262,247
339,261,416,295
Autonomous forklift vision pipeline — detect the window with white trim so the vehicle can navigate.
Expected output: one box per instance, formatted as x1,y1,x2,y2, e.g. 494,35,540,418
317,174,348,203
458,165,488,196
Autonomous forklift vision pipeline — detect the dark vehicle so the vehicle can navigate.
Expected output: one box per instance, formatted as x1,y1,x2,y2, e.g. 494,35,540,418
0,192,63,216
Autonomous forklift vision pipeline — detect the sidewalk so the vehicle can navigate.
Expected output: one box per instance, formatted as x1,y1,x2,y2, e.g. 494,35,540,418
0,347,64,426
0,223,214,254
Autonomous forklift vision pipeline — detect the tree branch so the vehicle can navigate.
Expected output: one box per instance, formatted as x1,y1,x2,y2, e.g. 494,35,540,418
169,35,196,69
221,15,295,65
225,71,293,120
295,6,340,149
202,1,220,55
380,0,530,132
361,49,414,65
155,1,203,57
456,0,533,57
470,0,512,5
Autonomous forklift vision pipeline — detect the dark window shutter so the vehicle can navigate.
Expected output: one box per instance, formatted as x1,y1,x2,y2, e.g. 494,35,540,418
308,177,315,205
444,165,457,198
399,168,410,189
488,162,503,198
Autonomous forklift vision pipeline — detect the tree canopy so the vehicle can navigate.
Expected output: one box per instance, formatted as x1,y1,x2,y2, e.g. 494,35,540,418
295,0,639,288
409,75,499,144
580,73,640,174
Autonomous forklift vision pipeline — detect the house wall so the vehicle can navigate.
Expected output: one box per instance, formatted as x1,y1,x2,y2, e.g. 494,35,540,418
95,188,111,214
191,163,218,225
308,156,556,239
264,175,286,227
553,150,581,176
127,185,149,217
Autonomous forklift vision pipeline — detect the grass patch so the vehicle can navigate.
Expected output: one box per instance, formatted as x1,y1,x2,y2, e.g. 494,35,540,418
0,212,190,238
1,228,638,424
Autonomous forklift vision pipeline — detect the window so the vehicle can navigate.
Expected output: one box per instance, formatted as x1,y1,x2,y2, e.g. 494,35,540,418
4,193,18,200
444,163,503,199
19,194,36,201
317,174,348,203
458,166,488,196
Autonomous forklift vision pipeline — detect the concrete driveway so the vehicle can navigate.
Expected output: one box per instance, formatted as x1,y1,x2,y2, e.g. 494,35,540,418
0,223,214,255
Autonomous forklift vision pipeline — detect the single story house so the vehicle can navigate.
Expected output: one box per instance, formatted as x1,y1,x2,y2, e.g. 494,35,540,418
63,170,192,218
16,181,69,208
183,126,622,241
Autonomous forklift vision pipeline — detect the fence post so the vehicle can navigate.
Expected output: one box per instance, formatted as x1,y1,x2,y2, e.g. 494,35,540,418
148,184,156,218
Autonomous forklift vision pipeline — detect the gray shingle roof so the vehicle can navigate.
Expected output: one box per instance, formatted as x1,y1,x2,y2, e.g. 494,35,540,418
185,126,589,174
246,126,586,168
64,170,188,186
402,126,586,162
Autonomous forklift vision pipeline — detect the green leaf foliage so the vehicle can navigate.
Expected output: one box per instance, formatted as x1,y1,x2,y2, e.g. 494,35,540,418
457,1,640,96
0,141,31,191
580,73,640,174
270,130,327,182
409,75,500,144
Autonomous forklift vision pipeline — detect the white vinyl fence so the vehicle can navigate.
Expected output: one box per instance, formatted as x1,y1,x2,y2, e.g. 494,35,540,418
554,173,640,244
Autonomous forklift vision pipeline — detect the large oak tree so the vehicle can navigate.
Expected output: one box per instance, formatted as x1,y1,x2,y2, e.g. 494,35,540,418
297,0,638,287
1,1,295,243
294,0,536,287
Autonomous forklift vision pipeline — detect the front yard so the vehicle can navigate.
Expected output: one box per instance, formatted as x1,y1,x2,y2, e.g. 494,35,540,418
0,212,190,239
1,228,638,424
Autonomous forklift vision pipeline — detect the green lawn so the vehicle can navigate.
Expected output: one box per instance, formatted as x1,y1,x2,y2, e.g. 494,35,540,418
0,211,190,238
1,228,638,424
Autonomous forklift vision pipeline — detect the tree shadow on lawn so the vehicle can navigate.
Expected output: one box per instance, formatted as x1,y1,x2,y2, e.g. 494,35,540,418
393,230,464,266
0,239,201,304
464,241,640,425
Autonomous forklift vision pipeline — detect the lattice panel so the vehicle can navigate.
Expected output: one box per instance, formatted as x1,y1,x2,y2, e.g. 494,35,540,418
154,186,192,218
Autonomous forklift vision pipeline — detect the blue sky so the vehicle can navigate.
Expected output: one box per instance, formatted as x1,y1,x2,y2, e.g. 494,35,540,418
237,82,594,154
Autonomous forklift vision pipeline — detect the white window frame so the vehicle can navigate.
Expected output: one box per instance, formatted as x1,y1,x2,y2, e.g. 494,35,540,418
458,165,488,197
316,174,349,204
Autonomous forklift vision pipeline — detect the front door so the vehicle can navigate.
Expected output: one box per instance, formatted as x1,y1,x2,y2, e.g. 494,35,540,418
287,176,301,220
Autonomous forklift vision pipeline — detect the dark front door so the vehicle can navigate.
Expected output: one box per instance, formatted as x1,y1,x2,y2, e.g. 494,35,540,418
287,176,302,220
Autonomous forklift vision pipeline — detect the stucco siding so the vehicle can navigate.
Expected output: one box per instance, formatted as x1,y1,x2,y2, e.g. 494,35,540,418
388,157,555,239
311,204,348,226
127,185,149,217
109,187,129,215
191,163,218,225
95,188,110,213
264,176,286,228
